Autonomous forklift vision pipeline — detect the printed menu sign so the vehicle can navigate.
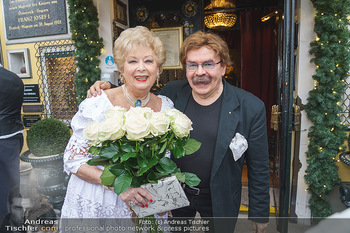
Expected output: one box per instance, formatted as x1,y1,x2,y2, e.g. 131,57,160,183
24,84,40,103
2,0,68,40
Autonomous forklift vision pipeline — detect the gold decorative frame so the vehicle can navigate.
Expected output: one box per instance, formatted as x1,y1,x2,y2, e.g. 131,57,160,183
115,0,127,25
151,27,183,69
113,20,124,45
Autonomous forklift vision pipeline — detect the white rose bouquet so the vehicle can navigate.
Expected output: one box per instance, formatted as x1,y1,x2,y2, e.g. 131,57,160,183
84,106,201,195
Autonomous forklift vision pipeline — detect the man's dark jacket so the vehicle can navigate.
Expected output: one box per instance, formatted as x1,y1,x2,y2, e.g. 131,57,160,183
0,67,24,136
159,79,270,223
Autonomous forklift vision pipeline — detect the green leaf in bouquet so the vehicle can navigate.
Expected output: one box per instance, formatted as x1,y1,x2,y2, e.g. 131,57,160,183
121,152,137,162
159,142,167,154
158,157,177,173
120,142,135,153
142,147,152,158
152,144,159,156
167,132,175,143
109,164,127,176
146,170,159,183
88,146,101,156
86,156,109,166
184,138,202,155
112,153,122,163
114,173,133,195
184,172,201,186
124,159,138,173
148,170,170,183
131,177,142,188
137,156,148,168
175,172,186,183
159,132,169,143
173,167,181,173
172,142,185,159
136,156,158,176
155,164,167,173
100,165,116,186
100,143,120,159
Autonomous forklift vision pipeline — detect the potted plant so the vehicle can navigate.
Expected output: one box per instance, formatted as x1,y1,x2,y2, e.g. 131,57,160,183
20,118,71,209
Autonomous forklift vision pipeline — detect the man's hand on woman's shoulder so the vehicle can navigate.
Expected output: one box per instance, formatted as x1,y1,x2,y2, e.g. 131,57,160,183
87,81,112,98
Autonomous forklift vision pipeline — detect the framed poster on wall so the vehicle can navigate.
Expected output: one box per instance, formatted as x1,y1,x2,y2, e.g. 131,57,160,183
151,27,183,69
113,20,125,44
115,0,128,25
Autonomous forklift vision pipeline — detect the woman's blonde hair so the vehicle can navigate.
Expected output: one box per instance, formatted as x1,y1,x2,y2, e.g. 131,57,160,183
113,26,166,72
180,31,232,67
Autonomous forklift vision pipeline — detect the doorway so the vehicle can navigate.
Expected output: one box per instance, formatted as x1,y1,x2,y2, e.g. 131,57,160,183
210,1,296,232
210,2,279,208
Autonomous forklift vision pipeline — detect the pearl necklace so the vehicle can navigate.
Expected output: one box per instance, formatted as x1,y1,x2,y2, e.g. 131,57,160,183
122,84,150,107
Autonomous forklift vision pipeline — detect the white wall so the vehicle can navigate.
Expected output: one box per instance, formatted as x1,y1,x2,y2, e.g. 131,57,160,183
294,0,314,221
94,0,129,84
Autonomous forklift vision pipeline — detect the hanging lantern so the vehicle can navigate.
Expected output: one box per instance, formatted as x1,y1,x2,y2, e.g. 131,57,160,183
204,0,237,29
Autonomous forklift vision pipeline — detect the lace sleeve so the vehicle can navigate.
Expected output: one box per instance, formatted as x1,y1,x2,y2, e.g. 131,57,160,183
158,95,175,111
63,93,112,174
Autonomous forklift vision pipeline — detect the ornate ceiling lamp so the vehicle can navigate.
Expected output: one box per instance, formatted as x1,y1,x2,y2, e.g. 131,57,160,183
204,0,237,29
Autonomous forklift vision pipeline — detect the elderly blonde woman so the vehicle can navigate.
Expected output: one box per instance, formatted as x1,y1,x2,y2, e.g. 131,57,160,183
61,26,174,218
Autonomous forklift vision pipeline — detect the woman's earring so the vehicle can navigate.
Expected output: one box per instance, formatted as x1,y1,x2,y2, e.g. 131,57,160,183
156,76,160,87
120,73,125,84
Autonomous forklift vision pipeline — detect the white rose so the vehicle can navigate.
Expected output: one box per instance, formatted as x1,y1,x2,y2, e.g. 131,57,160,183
124,108,151,141
83,121,100,145
99,117,125,141
126,107,153,120
163,109,180,121
104,106,126,119
171,111,193,138
149,112,170,136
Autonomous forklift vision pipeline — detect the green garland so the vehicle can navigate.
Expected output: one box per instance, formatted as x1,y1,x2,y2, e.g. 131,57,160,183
304,0,350,218
67,0,104,103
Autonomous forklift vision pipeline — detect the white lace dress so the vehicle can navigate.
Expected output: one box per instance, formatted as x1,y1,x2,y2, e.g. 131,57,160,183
60,91,174,218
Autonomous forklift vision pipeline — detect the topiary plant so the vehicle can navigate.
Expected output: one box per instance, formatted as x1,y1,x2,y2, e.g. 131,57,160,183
27,118,71,157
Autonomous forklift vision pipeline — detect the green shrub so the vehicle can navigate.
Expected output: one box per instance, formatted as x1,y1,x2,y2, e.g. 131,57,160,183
27,118,71,157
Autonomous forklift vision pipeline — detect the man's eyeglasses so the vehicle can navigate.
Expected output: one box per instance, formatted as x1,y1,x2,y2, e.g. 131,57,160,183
185,60,222,71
